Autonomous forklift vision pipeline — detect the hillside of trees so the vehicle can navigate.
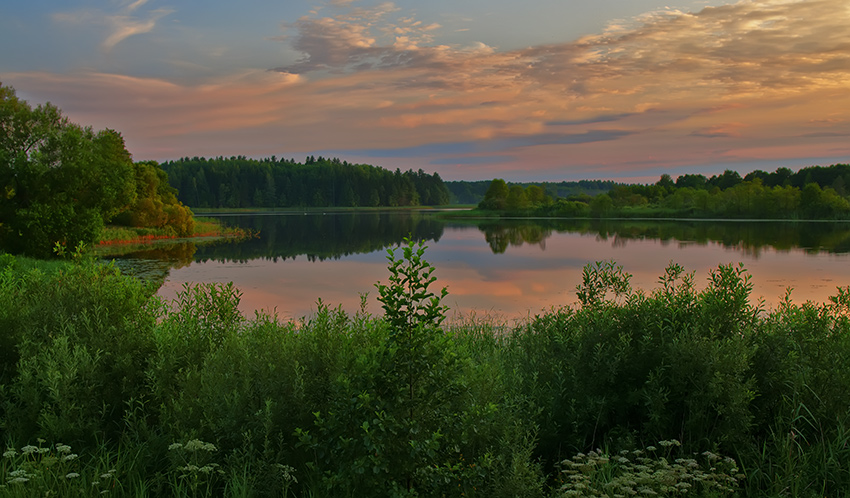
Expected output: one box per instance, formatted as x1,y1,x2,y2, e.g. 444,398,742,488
0,84,193,257
161,156,451,209
478,165,850,219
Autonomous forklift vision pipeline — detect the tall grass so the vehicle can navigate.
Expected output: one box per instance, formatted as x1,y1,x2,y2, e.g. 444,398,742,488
2,247,850,496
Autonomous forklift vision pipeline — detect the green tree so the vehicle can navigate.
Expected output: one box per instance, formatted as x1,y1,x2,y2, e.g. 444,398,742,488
506,185,531,211
0,85,136,256
590,193,614,217
112,161,195,236
479,178,509,210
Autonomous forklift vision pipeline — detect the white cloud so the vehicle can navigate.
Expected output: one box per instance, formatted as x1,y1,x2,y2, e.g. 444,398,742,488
53,1,173,51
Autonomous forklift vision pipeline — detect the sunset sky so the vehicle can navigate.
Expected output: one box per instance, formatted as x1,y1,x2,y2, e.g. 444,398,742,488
2,0,849,182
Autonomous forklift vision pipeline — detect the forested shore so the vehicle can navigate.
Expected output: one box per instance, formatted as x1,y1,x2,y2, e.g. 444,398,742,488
161,156,451,209
2,244,849,497
474,165,850,220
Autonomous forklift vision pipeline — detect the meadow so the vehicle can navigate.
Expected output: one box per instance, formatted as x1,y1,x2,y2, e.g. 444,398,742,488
1,241,849,497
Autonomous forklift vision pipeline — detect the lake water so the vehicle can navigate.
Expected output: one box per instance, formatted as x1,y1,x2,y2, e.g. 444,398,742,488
108,212,850,321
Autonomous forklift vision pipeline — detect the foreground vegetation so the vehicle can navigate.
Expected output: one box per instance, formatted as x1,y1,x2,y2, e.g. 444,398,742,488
2,242,849,497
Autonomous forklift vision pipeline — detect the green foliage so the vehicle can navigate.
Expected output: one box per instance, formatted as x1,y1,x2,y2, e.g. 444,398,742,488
166,439,225,497
575,260,632,308
556,440,743,497
376,237,449,334
0,84,198,256
0,440,120,497
474,165,850,221
479,179,552,213
161,157,451,209
3,253,850,496
112,161,195,236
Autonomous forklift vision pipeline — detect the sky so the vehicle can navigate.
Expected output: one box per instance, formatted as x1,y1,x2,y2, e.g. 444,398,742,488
2,0,849,182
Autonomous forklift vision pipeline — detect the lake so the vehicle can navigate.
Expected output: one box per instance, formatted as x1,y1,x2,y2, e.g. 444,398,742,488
107,211,850,321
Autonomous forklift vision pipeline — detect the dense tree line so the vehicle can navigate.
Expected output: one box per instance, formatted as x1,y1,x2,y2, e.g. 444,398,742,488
478,165,850,219
447,179,616,204
161,156,451,208
0,84,192,257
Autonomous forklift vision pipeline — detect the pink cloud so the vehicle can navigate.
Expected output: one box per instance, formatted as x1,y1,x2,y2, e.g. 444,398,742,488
10,0,850,179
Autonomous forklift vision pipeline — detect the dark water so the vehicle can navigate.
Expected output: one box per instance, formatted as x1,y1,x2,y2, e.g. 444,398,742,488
105,212,850,320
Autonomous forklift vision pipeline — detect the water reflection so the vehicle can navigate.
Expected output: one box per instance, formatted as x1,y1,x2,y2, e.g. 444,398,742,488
191,211,444,263
100,212,850,319
474,218,850,257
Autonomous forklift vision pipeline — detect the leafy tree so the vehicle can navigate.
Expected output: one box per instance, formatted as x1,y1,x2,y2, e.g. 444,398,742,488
656,173,675,190
709,169,743,190
0,85,136,256
506,184,531,211
112,161,195,236
525,184,549,206
479,179,509,210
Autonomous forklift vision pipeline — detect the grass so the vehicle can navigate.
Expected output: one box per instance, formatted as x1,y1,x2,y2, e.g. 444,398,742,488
97,217,246,245
3,248,850,497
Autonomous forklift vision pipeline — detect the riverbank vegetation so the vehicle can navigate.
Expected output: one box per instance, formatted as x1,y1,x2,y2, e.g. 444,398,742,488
97,217,245,246
3,241,849,497
476,165,850,220
0,84,194,257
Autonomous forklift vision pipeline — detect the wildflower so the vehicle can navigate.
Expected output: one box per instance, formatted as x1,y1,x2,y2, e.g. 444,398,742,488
63,454,79,462
184,439,216,452
646,446,657,452
8,477,29,484
168,443,183,451
3,449,16,458
56,444,72,454
21,445,38,455
66,472,80,479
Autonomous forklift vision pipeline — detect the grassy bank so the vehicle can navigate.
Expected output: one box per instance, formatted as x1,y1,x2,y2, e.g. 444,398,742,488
1,248,849,497
97,217,246,246
189,205,474,215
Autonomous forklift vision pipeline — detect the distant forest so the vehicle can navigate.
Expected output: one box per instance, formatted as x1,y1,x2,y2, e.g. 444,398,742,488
161,156,451,208
477,164,850,220
445,179,617,205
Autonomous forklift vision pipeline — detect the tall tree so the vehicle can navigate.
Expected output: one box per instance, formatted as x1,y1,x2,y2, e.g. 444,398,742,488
1,85,136,256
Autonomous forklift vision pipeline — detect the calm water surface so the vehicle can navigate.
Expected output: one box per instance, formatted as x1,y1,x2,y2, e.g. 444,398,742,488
109,212,850,321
